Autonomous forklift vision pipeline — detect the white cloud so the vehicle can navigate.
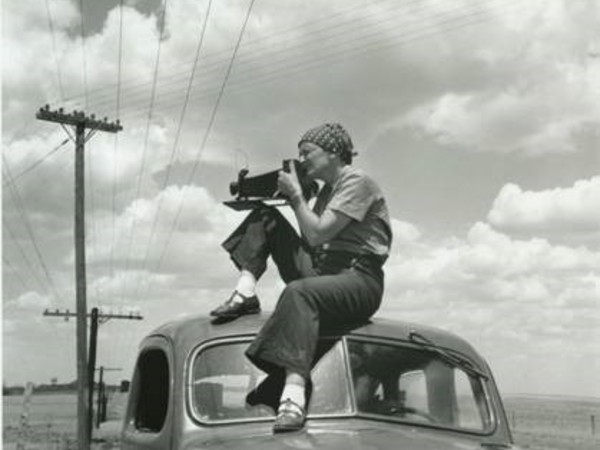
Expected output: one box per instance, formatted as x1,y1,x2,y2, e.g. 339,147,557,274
15,291,52,310
488,176,600,234
390,218,421,244
404,68,599,155
393,0,600,156
55,183,250,316
380,221,600,394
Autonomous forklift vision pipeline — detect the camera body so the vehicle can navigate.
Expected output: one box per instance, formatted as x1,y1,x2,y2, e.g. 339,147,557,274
228,159,318,208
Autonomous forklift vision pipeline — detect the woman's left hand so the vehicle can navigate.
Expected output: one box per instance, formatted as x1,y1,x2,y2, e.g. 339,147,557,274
277,163,302,200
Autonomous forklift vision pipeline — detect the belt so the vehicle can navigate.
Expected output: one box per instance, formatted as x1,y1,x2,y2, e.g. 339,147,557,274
312,250,385,278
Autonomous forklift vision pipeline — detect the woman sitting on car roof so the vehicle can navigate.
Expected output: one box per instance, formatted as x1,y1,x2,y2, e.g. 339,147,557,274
210,122,392,433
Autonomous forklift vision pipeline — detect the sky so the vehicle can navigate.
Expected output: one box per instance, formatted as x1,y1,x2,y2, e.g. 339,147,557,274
2,0,599,398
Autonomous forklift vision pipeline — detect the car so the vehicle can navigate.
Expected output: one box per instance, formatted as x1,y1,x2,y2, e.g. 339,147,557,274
120,314,520,449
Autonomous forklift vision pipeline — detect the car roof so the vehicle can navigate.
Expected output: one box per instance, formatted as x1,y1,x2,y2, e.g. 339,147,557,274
144,313,489,369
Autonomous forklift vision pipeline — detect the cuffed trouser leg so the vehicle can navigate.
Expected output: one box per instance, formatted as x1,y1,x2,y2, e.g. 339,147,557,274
221,205,314,282
245,270,383,379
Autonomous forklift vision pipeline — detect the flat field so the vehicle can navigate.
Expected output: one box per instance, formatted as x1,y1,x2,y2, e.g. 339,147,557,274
3,392,599,449
3,392,126,449
504,395,600,450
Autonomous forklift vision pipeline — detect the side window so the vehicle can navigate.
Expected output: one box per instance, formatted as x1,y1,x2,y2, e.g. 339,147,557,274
190,339,352,423
134,349,170,432
455,370,490,429
349,339,491,432
398,363,487,428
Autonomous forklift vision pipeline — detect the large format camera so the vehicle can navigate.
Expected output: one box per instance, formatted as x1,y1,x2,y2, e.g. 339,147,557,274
224,159,318,210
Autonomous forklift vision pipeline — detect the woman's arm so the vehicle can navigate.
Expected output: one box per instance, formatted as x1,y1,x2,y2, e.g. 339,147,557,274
289,194,351,246
278,166,351,246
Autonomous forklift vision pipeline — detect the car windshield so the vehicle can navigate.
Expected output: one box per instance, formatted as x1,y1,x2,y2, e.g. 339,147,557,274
189,338,352,423
348,338,492,432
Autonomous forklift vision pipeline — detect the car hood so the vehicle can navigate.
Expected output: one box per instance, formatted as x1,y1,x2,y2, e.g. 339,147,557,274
181,419,508,450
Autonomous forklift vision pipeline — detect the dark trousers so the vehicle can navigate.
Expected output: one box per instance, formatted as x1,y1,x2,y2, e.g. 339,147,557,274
222,205,384,380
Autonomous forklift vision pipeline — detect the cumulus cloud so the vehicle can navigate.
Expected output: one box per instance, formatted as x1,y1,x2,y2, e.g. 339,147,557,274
385,221,600,297
392,0,600,156
79,184,243,306
380,221,600,394
13,292,52,310
390,218,422,245
488,176,600,234
404,66,599,155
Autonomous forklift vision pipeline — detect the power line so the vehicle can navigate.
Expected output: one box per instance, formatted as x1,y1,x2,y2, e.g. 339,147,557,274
17,0,523,301
10,150,75,193
2,138,70,186
137,0,170,198
64,0,516,121
2,256,30,294
2,226,47,294
44,0,65,100
79,0,89,108
142,2,514,152
139,0,214,282
142,0,523,288
2,119,39,147
122,0,169,300
60,0,415,113
55,0,391,106
2,155,64,303
59,0,499,116
153,0,257,276
110,0,125,284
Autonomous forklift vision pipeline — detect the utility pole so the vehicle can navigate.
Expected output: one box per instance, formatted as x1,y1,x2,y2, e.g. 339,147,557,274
43,308,142,440
88,308,99,439
37,104,122,450
95,367,121,428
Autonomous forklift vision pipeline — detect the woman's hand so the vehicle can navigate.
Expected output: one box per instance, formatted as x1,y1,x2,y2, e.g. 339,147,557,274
278,163,351,245
277,163,303,201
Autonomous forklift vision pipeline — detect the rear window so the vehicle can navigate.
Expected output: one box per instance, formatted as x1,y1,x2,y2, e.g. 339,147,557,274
133,348,170,432
189,338,352,423
348,339,493,432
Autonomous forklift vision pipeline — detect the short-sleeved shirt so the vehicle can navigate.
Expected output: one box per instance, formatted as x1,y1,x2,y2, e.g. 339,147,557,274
312,166,392,258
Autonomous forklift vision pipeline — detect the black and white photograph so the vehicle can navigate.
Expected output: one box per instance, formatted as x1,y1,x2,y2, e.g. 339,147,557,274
3,1,599,449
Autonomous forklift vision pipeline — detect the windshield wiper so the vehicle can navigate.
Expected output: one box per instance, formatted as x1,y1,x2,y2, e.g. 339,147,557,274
408,330,488,380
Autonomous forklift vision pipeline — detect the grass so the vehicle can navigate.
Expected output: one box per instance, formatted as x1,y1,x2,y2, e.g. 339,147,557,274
504,395,600,450
3,392,127,449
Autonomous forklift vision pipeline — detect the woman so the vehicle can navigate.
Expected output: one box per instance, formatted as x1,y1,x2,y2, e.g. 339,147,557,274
211,123,392,432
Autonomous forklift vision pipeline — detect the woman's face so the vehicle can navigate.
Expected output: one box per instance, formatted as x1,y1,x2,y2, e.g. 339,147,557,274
298,142,333,180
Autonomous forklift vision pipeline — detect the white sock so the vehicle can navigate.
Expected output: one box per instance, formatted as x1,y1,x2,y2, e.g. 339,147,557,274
233,270,256,300
279,383,305,410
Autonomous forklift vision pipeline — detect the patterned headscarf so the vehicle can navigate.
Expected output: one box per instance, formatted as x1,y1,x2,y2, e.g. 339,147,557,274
298,123,356,164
